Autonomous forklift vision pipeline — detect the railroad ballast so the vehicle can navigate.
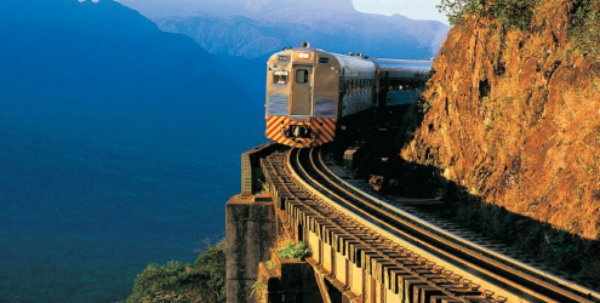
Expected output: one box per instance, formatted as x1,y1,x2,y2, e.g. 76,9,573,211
265,42,433,148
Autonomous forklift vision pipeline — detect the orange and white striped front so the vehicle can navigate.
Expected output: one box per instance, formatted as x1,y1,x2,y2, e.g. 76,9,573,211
266,116,336,148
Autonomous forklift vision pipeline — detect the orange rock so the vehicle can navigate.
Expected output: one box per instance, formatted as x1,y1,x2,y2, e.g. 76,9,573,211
401,1,600,241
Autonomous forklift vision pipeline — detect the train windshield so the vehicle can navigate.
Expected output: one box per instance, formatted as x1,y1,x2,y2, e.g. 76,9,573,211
296,69,309,83
273,70,289,85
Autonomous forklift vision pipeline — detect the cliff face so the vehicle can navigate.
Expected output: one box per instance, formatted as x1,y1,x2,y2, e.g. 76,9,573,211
402,1,600,242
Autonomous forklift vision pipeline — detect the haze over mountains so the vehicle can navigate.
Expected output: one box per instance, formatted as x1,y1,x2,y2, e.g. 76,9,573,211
117,0,356,17
2,0,217,101
0,0,262,301
118,0,449,58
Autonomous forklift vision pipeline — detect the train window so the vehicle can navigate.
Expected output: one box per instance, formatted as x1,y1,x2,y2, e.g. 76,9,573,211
319,57,330,64
296,69,309,83
273,70,289,85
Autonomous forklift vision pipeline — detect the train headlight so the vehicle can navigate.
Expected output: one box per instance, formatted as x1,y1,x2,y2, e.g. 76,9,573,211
289,125,311,138
297,52,311,59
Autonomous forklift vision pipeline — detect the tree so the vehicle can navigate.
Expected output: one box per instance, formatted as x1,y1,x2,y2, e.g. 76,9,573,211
127,241,226,303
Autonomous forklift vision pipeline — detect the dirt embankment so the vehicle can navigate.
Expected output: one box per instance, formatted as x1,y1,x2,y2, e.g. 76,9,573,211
400,1,600,281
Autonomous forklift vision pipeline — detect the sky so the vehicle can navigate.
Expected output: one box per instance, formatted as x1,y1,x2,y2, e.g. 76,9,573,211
352,0,448,24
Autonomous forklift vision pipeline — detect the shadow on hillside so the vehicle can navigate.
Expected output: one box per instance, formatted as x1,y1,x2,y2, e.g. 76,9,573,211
391,158,600,289
338,102,600,289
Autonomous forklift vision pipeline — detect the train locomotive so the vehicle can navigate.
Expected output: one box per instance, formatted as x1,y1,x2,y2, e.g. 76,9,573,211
265,42,433,148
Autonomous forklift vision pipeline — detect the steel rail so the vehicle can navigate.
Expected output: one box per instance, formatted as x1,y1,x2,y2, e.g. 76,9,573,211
314,147,600,303
289,146,597,303
288,148,502,302
289,148,478,303
262,151,472,302
295,148,537,302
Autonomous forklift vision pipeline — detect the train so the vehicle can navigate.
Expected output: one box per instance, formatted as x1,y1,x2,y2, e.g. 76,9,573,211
265,42,433,148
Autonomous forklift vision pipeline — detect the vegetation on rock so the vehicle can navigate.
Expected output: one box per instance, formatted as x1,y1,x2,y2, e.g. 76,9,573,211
437,0,540,29
570,0,600,57
249,277,267,301
438,0,600,57
276,242,310,260
127,241,226,303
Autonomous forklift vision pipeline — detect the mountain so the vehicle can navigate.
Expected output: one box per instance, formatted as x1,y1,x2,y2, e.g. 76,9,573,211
0,0,264,301
0,0,217,102
117,0,449,59
116,0,355,18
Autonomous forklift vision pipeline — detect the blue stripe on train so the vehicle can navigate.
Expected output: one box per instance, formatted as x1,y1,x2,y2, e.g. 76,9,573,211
268,94,289,116
315,98,336,118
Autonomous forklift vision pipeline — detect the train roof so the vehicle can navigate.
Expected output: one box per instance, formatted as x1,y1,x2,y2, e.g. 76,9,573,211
370,58,433,70
269,47,433,81
369,58,433,80
330,53,377,79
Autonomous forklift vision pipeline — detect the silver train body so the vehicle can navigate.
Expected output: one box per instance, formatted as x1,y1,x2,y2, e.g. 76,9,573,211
265,44,433,148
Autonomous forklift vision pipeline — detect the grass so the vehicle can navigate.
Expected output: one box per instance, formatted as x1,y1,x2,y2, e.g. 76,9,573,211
249,278,267,300
265,260,276,270
276,242,310,260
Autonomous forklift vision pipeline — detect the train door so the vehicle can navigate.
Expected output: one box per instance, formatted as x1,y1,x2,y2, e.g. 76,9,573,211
290,65,313,117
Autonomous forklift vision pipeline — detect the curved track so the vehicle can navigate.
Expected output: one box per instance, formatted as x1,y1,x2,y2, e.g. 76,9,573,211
287,146,600,303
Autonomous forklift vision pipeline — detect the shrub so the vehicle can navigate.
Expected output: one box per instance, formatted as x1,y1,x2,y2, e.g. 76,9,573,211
548,231,580,270
438,0,600,58
127,241,226,303
437,0,485,25
570,0,600,57
437,0,540,30
276,242,309,260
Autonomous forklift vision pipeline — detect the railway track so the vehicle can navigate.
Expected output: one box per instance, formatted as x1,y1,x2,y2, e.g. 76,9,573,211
261,145,600,303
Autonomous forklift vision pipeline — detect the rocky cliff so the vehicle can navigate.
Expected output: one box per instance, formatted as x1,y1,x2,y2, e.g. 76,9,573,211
400,0,600,280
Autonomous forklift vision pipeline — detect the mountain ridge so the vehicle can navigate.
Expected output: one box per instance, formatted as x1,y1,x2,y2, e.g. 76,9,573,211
116,0,356,18
154,13,448,58
116,0,449,59
0,0,219,101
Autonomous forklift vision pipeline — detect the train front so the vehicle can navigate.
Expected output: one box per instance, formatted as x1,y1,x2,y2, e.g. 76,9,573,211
265,46,338,148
